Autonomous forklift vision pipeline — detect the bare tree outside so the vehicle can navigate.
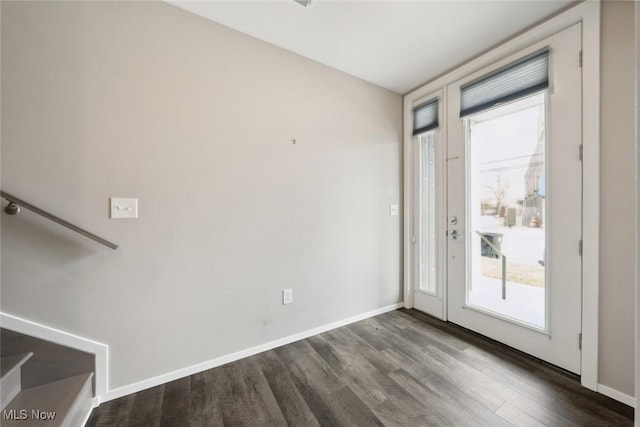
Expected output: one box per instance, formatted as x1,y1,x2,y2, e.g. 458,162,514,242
484,175,510,216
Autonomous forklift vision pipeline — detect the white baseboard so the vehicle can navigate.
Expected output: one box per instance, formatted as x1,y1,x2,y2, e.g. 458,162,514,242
597,383,636,408
0,312,109,401
104,302,404,402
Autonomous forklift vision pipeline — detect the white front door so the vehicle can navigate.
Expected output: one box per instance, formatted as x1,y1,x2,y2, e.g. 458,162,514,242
446,24,583,373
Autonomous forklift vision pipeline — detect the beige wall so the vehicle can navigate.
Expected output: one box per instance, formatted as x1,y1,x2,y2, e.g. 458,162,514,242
599,0,636,397
0,1,402,390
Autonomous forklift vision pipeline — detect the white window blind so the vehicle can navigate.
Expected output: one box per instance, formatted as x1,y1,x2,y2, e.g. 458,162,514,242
460,50,549,117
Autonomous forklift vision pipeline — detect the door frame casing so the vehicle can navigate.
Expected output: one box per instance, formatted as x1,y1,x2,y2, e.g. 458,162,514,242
402,1,600,390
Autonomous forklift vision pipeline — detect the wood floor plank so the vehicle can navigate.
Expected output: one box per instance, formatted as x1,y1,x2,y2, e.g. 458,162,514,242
305,334,345,371
211,359,278,426
93,393,136,427
496,402,547,427
436,338,628,426
245,357,288,426
347,321,392,352
362,313,506,414
328,327,400,375
386,310,470,351
86,309,634,426
210,362,256,425
85,408,100,427
317,331,440,426
275,340,345,395
425,343,578,427
190,369,223,426
127,384,164,427
330,386,386,427
384,346,511,427
273,345,352,426
387,368,478,427
401,309,553,382
159,376,190,427
422,343,578,427
275,338,390,426
257,350,319,427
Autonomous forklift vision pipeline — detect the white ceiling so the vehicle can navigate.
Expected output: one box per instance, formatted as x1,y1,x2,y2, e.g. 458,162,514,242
168,0,574,94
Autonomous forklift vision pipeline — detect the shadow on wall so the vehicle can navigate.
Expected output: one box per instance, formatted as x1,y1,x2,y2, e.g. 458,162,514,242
1,211,102,267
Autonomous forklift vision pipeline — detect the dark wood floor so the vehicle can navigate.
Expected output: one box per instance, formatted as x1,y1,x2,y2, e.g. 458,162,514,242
87,309,634,426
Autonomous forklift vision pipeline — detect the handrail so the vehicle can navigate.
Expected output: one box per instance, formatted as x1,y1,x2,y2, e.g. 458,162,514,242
475,230,506,300
1,191,118,250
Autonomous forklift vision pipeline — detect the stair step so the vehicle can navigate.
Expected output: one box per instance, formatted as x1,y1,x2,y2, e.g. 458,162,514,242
1,352,33,410
1,352,33,378
2,372,94,427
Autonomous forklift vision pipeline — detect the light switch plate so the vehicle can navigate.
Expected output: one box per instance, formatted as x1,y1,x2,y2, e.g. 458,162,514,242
389,204,399,216
110,198,138,219
282,288,293,305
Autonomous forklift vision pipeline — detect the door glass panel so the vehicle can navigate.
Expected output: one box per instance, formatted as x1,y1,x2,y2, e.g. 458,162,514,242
417,131,437,294
466,93,546,329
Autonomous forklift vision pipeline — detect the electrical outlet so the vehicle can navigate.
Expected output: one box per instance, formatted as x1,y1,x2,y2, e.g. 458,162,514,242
389,204,399,216
282,288,293,305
